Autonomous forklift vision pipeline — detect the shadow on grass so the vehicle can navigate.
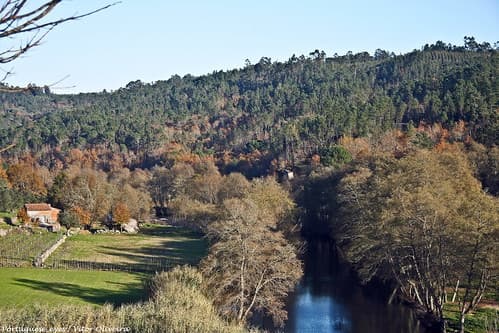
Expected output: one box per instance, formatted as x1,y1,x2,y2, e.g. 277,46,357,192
139,225,203,238
13,278,147,306
98,237,207,266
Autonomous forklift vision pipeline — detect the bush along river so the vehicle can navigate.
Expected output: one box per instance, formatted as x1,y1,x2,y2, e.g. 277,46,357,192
260,238,432,333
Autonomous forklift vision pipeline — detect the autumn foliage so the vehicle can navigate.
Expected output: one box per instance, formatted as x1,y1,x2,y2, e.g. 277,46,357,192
70,206,91,229
112,202,131,225
16,207,30,224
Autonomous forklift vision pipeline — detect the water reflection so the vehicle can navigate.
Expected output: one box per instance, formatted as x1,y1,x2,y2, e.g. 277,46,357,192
291,285,351,332
282,240,427,333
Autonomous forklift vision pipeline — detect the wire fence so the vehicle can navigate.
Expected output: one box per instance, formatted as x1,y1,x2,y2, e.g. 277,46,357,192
44,258,174,273
0,256,32,267
0,226,197,273
0,254,180,273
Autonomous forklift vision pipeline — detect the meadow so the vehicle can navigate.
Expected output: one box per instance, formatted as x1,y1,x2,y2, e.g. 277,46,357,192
0,223,207,308
0,267,146,307
46,223,207,268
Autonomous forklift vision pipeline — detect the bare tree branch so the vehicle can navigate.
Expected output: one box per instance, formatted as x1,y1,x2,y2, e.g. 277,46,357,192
0,0,119,90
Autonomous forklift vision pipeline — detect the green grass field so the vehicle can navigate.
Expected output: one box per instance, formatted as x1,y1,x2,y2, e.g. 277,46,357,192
47,224,207,266
0,267,146,307
0,224,207,308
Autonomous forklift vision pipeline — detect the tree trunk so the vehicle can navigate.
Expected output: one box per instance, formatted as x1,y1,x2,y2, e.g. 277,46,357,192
451,279,459,303
388,285,399,305
237,257,246,322
242,271,266,322
441,319,447,333
458,310,465,333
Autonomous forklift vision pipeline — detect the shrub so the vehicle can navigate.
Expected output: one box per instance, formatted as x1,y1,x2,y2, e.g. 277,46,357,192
0,266,251,333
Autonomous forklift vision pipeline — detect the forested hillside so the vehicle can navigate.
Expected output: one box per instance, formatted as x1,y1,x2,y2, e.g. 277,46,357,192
1,38,498,333
0,38,497,172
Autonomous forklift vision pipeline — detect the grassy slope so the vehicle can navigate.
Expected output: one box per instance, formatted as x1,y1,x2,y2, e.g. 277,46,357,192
0,267,146,307
0,229,61,261
47,224,207,266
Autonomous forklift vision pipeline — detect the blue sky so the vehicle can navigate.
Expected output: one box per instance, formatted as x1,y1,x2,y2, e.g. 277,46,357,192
4,0,498,93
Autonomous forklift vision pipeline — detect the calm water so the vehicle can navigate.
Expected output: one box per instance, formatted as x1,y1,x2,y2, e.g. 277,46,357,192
279,240,428,333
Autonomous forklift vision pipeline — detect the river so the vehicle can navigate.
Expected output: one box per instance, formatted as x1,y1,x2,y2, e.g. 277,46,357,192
274,239,429,333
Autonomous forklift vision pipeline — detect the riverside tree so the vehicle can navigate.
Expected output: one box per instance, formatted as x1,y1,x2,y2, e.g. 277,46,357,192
337,147,498,332
201,180,302,326
454,193,498,333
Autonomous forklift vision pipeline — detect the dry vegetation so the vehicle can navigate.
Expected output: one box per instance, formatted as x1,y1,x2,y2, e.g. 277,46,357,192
0,266,253,333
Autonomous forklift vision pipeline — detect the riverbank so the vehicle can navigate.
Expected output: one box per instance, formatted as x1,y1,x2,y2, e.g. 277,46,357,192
255,237,430,333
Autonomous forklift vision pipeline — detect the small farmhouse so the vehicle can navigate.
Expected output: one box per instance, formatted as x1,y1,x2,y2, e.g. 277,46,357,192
25,203,61,225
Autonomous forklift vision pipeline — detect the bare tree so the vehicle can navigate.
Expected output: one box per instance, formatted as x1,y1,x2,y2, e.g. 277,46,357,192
0,0,118,89
201,197,302,327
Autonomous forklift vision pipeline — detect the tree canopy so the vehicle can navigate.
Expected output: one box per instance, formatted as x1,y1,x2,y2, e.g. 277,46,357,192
0,39,497,173
336,147,498,332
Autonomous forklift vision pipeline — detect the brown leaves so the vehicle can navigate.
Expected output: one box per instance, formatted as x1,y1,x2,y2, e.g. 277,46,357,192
0,166,9,185
112,202,130,224
16,207,29,224
70,206,91,227
7,162,47,196
201,180,302,327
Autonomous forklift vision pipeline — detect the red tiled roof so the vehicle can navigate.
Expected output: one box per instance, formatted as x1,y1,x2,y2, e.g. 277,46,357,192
25,203,52,211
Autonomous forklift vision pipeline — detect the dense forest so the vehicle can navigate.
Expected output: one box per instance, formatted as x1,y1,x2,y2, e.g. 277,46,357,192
0,37,497,174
